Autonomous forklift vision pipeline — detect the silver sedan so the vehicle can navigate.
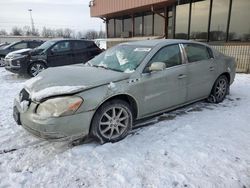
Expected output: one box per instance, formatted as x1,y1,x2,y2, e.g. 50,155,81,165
13,39,236,143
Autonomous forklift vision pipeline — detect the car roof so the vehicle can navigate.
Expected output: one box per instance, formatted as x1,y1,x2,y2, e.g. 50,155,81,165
122,39,210,48
49,39,93,43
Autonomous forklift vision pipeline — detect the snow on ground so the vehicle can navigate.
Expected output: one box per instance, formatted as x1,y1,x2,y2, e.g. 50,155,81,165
0,67,250,188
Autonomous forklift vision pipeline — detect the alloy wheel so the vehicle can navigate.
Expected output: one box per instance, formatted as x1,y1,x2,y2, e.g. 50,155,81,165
215,78,227,101
98,106,129,140
30,63,45,77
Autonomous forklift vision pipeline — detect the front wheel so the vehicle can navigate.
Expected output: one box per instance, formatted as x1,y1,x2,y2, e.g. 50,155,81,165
28,62,46,77
91,100,133,143
208,75,229,103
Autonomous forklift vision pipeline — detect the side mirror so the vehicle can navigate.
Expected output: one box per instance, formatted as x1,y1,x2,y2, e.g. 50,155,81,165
148,62,166,72
49,50,54,56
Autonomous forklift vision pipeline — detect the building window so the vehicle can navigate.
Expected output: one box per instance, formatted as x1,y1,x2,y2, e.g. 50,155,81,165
134,14,143,36
229,0,250,41
168,7,174,38
115,18,123,38
107,19,115,38
190,0,210,41
144,12,153,36
175,3,190,39
123,17,132,37
154,9,165,36
210,0,230,41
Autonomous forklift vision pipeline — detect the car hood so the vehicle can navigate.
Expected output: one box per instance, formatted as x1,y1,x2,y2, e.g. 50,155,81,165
6,48,32,58
24,65,130,101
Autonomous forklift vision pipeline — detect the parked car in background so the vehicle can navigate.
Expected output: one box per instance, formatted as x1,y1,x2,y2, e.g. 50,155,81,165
0,42,9,48
0,42,10,66
0,40,44,67
5,39,102,77
13,39,236,143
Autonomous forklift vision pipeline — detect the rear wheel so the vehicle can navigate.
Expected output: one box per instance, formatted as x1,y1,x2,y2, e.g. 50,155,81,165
208,75,229,103
28,62,46,77
91,100,133,143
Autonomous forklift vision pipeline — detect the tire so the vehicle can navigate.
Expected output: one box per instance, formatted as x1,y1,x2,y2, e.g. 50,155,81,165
208,75,229,103
28,62,46,77
91,99,133,143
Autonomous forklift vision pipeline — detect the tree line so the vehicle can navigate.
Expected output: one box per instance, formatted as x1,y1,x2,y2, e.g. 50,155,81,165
0,26,106,39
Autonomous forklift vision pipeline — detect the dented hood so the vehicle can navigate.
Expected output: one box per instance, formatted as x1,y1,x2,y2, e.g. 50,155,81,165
24,65,130,101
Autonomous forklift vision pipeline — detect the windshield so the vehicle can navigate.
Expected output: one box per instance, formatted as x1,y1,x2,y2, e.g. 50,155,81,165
37,40,57,50
88,45,151,73
3,42,18,49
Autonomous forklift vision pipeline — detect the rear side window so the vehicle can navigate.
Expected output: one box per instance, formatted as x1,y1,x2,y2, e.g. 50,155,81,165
73,41,87,50
183,44,210,63
148,44,182,68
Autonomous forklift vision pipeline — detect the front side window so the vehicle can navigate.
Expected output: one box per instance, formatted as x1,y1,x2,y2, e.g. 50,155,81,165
148,45,182,68
183,44,210,62
88,45,151,73
12,42,28,50
51,41,70,52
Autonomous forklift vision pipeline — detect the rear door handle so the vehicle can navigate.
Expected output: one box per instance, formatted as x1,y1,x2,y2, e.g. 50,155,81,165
178,74,187,79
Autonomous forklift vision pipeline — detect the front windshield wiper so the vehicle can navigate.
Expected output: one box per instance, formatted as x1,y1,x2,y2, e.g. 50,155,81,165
87,62,123,72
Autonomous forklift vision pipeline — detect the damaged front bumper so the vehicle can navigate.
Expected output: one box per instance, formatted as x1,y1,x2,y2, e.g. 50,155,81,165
13,97,95,141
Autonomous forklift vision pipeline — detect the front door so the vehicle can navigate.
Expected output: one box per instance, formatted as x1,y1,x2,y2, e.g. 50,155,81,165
47,41,73,67
139,44,188,117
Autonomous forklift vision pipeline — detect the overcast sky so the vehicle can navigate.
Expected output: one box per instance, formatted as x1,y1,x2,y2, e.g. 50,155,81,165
0,0,105,33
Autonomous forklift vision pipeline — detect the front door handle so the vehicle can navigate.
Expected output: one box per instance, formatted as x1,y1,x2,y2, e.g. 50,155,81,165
209,66,215,71
178,74,187,79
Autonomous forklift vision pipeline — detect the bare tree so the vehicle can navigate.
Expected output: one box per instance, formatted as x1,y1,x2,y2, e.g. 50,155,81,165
55,28,64,37
0,29,8,36
84,30,99,39
23,25,32,36
41,27,55,37
98,30,106,38
63,28,73,38
11,27,23,36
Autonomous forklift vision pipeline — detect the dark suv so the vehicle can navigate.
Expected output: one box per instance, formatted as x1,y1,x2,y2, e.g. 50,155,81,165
5,39,102,77
0,40,43,66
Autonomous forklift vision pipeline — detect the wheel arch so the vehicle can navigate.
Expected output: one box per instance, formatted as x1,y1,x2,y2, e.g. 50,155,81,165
27,60,47,75
97,94,138,120
220,72,230,83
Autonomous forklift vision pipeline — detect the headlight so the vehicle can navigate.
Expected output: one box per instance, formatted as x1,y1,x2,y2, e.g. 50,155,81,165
36,96,83,118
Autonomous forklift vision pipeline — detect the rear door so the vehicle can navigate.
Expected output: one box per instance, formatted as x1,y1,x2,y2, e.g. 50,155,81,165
182,43,216,101
47,41,73,67
71,41,90,64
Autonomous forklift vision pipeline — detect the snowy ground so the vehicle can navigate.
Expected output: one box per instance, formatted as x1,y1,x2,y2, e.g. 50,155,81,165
0,67,250,188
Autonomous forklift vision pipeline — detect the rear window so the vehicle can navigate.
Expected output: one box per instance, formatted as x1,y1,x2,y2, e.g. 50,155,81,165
29,42,42,48
86,41,99,48
183,44,210,63
73,41,87,50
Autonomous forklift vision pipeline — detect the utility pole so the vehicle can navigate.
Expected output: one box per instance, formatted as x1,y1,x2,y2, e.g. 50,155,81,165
28,9,35,35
